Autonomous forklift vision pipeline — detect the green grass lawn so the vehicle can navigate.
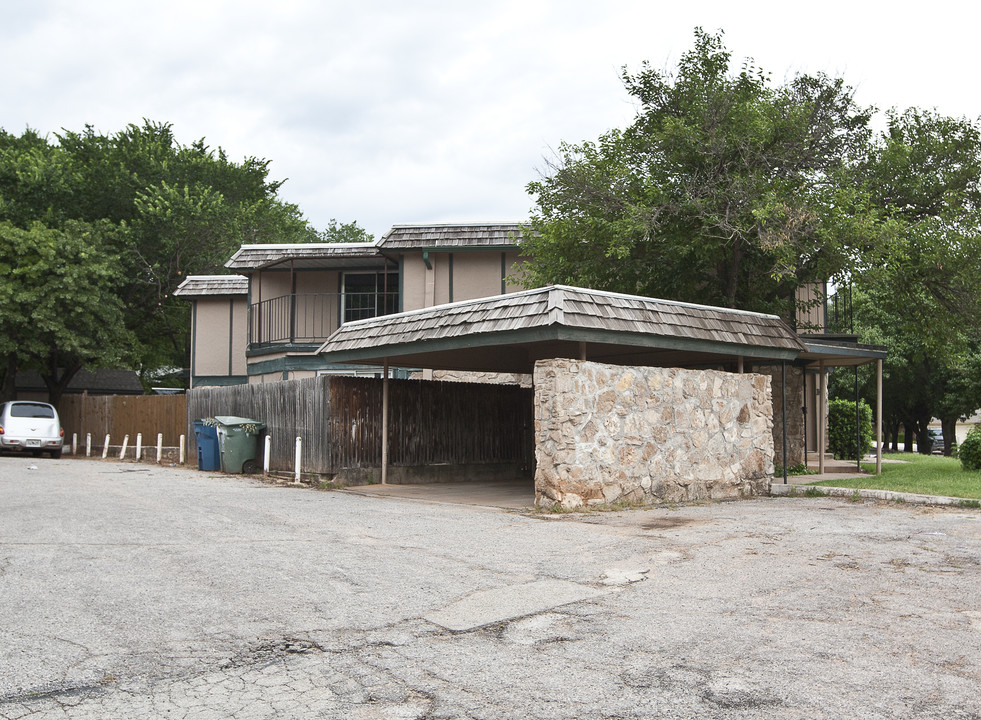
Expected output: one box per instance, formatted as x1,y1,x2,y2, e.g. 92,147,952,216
812,452,981,500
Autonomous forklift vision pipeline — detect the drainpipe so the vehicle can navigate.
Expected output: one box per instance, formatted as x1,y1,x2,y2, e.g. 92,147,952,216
876,359,883,475
381,359,389,485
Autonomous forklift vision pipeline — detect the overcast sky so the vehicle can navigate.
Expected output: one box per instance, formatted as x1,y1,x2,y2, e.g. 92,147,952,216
3,0,979,239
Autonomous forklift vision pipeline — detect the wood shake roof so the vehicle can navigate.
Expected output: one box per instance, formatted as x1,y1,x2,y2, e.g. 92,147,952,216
318,286,806,372
377,223,526,250
225,243,382,271
174,275,249,296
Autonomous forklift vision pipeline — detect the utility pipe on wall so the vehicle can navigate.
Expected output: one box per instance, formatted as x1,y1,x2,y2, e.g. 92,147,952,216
264,435,272,476
102,434,110,459
382,360,390,485
86,433,92,457
156,433,163,463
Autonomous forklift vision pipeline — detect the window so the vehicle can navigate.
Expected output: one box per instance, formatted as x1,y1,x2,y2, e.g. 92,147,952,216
342,272,398,323
10,402,55,418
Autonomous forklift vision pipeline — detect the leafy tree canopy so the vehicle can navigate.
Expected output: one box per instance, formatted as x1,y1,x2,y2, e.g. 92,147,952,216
521,28,887,320
0,120,332,399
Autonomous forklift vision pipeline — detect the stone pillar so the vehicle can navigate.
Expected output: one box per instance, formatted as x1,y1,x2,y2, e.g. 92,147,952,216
755,364,805,469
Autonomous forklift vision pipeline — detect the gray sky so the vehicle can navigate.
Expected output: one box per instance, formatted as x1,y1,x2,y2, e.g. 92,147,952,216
3,0,979,239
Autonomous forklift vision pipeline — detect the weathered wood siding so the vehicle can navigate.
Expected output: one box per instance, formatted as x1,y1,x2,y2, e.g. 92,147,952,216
187,376,533,475
187,377,332,473
58,394,187,447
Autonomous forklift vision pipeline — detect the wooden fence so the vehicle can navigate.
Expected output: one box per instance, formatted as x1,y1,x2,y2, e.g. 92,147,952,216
187,376,534,475
58,394,187,448
188,377,333,473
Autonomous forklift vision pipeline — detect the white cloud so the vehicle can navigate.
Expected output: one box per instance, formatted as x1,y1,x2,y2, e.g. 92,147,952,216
3,0,980,239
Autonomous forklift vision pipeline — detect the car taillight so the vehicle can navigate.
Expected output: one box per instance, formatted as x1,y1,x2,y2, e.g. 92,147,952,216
60,428,65,437
0,425,4,435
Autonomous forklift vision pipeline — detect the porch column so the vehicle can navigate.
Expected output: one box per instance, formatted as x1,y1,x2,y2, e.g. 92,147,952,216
381,360,389,485
876,359,883,475
818,360,825,475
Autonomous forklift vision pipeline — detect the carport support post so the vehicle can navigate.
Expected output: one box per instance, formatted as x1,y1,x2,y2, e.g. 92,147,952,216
382,359,389,485
818,361,826,475
876,359,883,475
781,361,788,484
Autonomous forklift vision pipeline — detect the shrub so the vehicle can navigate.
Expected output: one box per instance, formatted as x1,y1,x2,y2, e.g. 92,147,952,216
827,398,874,461
958,426,981,471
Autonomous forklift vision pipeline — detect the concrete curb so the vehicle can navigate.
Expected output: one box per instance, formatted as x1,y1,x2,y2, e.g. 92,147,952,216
769,482,980,508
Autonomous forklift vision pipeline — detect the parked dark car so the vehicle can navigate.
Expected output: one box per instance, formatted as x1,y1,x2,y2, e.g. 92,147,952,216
927,428,944,454
0,401,64,458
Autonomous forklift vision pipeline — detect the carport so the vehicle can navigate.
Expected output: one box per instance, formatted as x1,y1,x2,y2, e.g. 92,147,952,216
317,285,884,499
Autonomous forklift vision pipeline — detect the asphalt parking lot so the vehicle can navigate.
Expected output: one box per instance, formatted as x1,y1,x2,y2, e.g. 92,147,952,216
1,456,979,719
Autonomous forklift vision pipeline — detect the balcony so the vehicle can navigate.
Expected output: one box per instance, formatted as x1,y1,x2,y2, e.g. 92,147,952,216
249,292,399,348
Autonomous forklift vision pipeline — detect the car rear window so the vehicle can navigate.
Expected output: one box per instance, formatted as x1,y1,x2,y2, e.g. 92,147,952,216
9,403,55,418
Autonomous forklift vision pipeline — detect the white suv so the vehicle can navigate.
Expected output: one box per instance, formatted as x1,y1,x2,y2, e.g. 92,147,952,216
0,401,65,458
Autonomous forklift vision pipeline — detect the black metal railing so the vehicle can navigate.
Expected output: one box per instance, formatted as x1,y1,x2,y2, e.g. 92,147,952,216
828,284,854,334
249,292,399,346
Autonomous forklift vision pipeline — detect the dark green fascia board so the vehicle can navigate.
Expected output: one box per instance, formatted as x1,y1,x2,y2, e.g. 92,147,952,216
319,324,802,366
191,375,249,387
246,355,370,376
247,343,323,358
395,245,517,254
803,341,888,360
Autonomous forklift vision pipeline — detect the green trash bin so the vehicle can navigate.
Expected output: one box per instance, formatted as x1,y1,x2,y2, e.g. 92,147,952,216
214,416,266,473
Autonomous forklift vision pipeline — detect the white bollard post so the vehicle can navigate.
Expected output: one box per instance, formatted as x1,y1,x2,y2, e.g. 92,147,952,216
119,434,129,460
135,433,142,461
156,433,163,463
86,433,92,458
102,434,110,459
263,435,272,476
294,436,302,484
179,434,186,465
72,433,78,455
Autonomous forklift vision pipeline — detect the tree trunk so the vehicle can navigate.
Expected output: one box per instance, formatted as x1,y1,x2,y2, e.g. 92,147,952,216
41,358,82,409
940,417,958,456
0,355,17,403
902,421,915,453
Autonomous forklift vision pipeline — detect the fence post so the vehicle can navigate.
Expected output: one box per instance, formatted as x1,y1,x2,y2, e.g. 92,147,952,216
264,435,271,476
156,433,163,463
119,434,129,460
86,433,92,457
294,436,302,484
135,433,142,461
179,434,186,465
102,434,110,459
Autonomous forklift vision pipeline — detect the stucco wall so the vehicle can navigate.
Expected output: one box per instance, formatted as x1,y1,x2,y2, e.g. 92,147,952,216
533,359,774,509
191,297,247,380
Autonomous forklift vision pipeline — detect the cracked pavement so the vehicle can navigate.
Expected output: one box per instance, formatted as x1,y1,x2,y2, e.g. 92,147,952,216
1,457,980,719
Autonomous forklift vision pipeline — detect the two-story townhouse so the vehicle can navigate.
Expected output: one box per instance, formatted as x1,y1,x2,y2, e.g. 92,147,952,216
176,223,526,386
177,223,886,473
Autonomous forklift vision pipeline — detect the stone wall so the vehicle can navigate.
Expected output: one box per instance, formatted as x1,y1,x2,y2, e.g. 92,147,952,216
533,359,774,509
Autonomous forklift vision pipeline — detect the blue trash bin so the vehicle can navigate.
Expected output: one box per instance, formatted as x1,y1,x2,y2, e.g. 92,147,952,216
193,420,221,471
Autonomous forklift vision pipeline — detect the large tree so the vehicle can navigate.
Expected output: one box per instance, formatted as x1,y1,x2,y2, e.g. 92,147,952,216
520,29,884,321
830,109,981,452
0,121,323,399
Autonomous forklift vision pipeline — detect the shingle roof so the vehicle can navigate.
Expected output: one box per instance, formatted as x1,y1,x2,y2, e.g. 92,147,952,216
224,243,382,270
16,369,144,395
377,223,527,250
174,275,248,297
317,285,807,371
